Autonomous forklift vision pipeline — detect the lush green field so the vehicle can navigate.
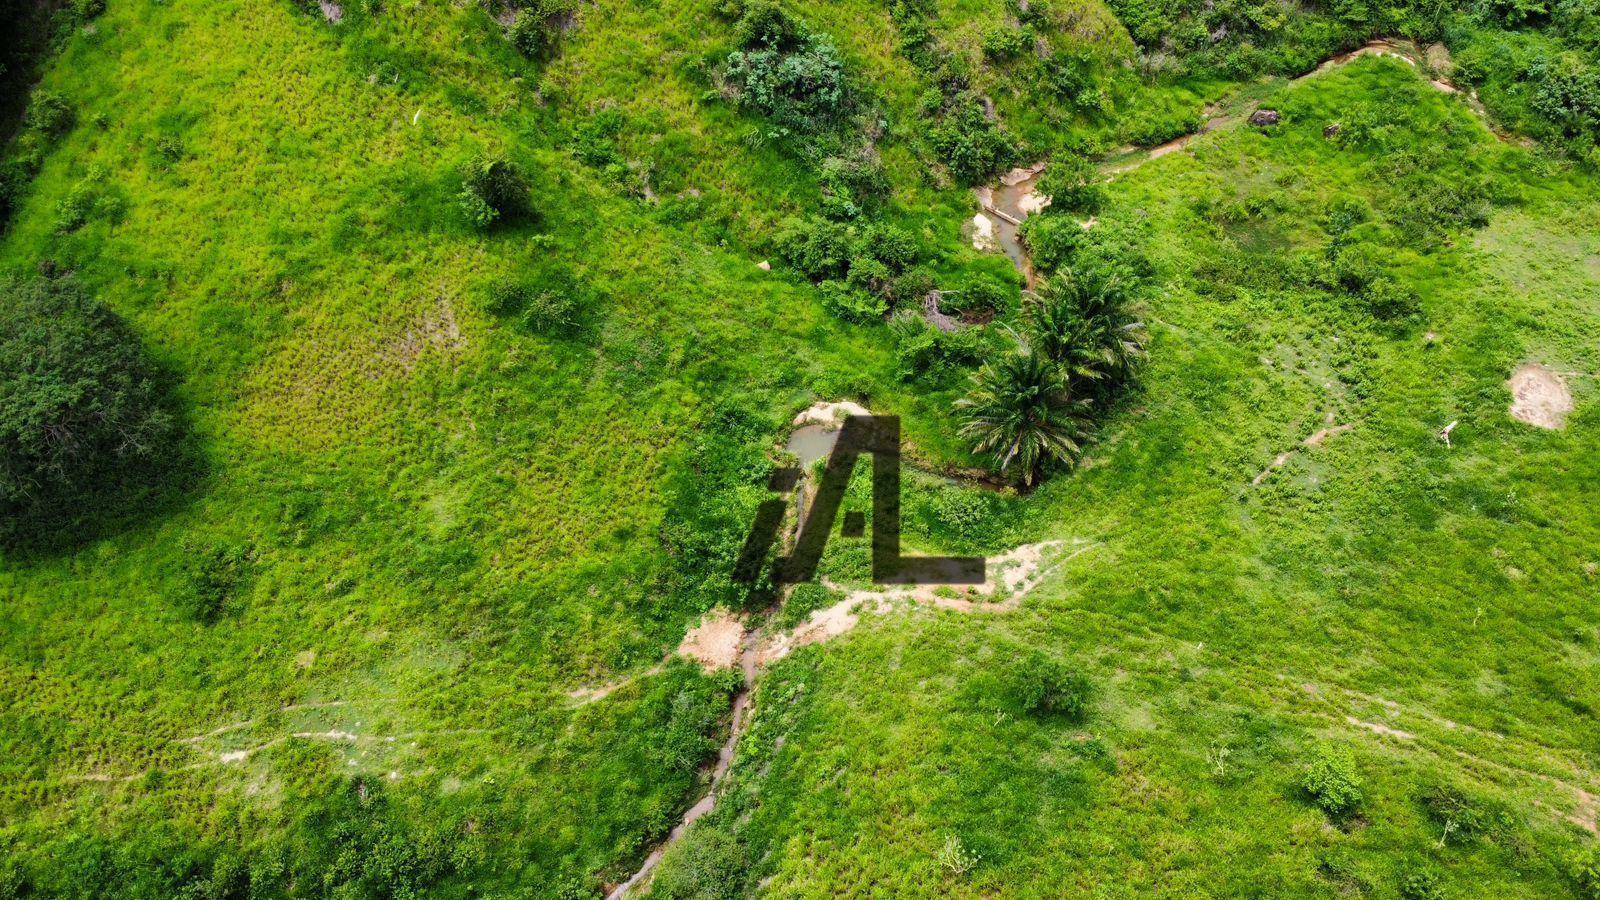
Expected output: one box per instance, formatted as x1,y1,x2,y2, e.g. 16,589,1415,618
4,0,1600,896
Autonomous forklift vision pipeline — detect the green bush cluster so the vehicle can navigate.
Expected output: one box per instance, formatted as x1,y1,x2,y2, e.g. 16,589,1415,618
24,88,72,136
721,0,847,135
1035,154,1104,214
817,150,889,219
1013,651,1093,719
457,154,532,230
0,277,183,549
981,23,1034,63
887,0,1016,184
1106,0,1450,78
176,540,254,623
1302,746,1363,821
889,311,987,383
1398,866,1445,900
2,88,81,226
1570,843,1600,900
926,92,1017,185
483,270,588,335
508,0,577,61
1417,781,1515,844
776,216,928,322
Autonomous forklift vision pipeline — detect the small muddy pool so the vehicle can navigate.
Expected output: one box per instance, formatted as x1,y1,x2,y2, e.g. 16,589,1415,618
786,424,838,468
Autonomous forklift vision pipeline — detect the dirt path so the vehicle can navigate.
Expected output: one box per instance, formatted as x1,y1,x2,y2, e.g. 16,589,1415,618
1105,39,1482,176
1250,415,1354,487
974,39,1499,284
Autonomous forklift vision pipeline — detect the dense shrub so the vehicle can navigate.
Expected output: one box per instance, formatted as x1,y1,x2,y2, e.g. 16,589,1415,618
1041,53,1109,112
1526,50,1600,143
1570,842,1600,899
926,484,991,539
1014,651,1092,718
651,826,752,900
723,1,847,134
776,216,853,280
941,280,1008,317
889,312,986,382
458,155,531,230
25,89,72,136
1105,0,1449,77
1476,0,1550,26
1036,154,1103,213
1302,746,1363,821
778,217,929,320
483,272,587,334
0,277,182,549
1417,781,1514,843
927,92,1015,184
653,683,730,772
819,279,886,322
177,540,254,623
1399,866,1445,900
509,0,576,60
818,151,889,219
981,23,1033,63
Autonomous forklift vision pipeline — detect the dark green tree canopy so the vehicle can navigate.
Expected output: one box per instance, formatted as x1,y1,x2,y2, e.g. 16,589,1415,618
0,276,180,546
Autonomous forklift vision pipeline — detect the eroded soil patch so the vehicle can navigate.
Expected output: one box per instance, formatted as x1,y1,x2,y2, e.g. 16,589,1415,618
1507,363,1573,430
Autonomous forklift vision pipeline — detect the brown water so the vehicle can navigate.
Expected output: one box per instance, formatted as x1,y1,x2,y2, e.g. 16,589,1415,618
978,164,1045,286
785,423,838,468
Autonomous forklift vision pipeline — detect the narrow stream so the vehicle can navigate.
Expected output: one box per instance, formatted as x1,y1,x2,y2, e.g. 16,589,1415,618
607,424,835,898
977,163,1044,288
605,635,761,899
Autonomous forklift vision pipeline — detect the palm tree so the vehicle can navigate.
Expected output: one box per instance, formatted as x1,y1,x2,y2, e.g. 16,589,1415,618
1026,270,1147,392
1024,280,1110,387
956,347,1094,485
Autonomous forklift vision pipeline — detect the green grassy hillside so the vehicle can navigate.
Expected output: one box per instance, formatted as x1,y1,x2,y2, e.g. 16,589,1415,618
3,0,1600,896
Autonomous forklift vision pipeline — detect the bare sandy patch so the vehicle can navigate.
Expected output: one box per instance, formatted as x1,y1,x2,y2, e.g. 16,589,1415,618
1507,363,1573,430
969,212,997,251
792,400,871,429
755,541,1096,664
758,595,887,665
1016,190,1052,216
677,608,745,671
378,296,463,374
856,538,1083,610
1347,716,1415,740
999,163,1046,187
